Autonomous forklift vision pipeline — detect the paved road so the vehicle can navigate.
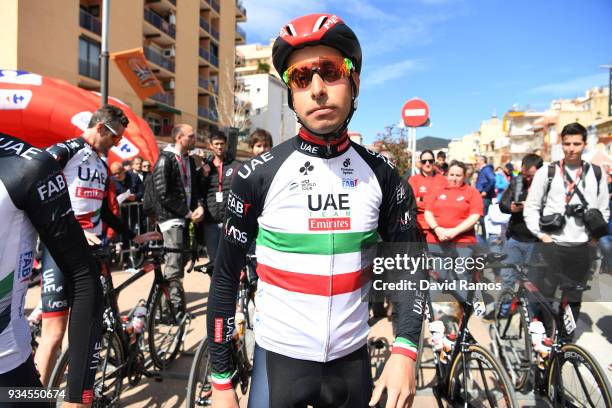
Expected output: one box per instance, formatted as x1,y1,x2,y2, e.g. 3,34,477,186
25,264,611,407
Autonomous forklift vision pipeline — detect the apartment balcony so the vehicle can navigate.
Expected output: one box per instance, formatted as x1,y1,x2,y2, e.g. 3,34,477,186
198,47,210,66
145,0,176,14
211,0,220,14
198,76,209,91
210,54,219,67
79,9,101,36
78,59,100,81
200,0,211,10
144,8,176,40
236,1,246,22
144,46,175,73
150,91,175,107
198,106,209,119
199,17,210,35
235,25,246,44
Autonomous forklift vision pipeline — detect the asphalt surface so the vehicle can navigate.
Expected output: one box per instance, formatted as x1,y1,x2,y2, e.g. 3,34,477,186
25,262,611,407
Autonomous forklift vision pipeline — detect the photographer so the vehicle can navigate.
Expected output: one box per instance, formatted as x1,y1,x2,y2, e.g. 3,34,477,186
524,123,609,340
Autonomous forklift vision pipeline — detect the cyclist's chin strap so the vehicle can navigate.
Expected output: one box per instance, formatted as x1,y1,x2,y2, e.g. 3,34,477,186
292,76,359,143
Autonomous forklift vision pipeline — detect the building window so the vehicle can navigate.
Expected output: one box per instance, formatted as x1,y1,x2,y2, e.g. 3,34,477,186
79,36,101,80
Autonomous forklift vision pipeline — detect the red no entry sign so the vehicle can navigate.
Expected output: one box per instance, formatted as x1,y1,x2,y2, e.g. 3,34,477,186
402,98,429,127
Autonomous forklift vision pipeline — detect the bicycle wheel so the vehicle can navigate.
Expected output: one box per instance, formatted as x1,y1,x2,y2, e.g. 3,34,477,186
186,338,213,408
49,331,125,408
448,344,518,407
494,291,532,391
546,343,612,408
147,286,185,368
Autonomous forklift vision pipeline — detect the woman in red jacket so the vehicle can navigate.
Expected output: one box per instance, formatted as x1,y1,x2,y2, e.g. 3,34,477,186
424,160,483,244
409,150,447,241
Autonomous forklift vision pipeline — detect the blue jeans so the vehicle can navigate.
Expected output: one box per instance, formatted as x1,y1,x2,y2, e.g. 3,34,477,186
500,238,536,291
203,222,222,263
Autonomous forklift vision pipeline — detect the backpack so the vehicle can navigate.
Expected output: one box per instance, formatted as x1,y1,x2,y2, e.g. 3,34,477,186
541,161,601,207
142,174,158,217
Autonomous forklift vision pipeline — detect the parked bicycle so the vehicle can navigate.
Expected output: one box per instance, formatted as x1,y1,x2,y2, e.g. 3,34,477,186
186,255,257,408
48,244,195,407
415,251,519,408
488,255,612,407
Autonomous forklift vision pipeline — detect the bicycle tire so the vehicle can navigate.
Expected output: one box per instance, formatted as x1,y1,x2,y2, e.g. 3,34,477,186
186,338,212,408
448,343,519,407
147,286,185,369
49,331,125,408
494,291,532,391
546,343,612,408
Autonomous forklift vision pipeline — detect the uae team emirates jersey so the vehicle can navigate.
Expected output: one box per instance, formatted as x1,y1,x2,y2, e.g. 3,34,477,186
46,138,108,235
207,130,425,382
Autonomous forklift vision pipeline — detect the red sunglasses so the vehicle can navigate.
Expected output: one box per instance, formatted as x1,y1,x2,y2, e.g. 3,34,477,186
283,57,353,89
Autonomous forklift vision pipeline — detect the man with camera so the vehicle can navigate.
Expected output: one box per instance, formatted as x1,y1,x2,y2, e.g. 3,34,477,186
524,122,609,339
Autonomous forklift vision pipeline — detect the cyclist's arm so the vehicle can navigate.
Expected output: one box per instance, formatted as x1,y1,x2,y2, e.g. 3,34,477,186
100,195,136,239
207,169,260,390
378,173,424,361
22,159,103,404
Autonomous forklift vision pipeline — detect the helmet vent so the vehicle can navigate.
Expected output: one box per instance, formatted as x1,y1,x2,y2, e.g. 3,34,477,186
313,15,328,32
286,23,297,36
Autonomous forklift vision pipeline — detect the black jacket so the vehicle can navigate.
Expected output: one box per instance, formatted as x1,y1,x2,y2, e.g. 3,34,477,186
202,154,242,223
153,149,203,223
499,175,538,242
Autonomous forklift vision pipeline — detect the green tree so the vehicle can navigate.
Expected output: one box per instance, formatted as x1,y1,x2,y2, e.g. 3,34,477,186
257,62,270,74
374,135,412,177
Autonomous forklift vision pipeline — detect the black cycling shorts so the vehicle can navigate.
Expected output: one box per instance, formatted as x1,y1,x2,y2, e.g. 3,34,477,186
0,354,51,408
40,245,69,317
249,343,373,408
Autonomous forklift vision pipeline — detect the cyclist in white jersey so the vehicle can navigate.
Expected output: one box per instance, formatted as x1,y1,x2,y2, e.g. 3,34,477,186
35,105,159,386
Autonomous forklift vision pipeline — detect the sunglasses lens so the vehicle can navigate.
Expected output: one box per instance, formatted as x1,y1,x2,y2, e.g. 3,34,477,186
285,58,349,89
421,159,434,164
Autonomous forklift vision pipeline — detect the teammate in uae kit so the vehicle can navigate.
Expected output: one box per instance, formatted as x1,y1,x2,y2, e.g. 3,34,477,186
35,105,158,387
0,133,103,406
207,14,424,408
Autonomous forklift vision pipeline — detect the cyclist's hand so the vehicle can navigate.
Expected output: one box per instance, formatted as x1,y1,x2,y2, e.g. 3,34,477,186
211,388,239,408
133,231,162,244
369,354,416,408
540,234,553,243
83,231,102,246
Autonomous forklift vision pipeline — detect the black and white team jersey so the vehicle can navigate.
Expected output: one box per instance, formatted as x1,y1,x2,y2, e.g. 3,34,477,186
0,133,102,403
207,129,425,388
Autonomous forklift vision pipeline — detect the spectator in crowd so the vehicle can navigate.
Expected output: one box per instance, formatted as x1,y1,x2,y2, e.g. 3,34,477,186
142,160,152,179
524,122,609,340
424,160,484,244
122,159,132,173
409,150,447,241
435,151,449,175
110,162,144,203
495,166,510,202
132,156,146,182
475,155,496,237
249,128,273,156
152,124,205,313
484,198,511,248
495,153,544,317
598,166,612,274
202,130,242,263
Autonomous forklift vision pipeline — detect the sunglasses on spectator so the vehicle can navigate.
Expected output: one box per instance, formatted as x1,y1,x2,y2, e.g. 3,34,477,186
421,159,435,164
283,57,353,89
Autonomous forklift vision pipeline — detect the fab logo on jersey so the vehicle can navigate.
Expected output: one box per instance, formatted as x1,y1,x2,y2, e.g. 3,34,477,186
307,193,352,231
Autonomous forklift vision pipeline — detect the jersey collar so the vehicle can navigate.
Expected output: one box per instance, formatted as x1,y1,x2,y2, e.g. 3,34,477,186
296,128,351,158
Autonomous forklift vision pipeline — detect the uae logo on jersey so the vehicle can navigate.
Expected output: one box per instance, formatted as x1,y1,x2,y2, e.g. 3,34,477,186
300,161,314,176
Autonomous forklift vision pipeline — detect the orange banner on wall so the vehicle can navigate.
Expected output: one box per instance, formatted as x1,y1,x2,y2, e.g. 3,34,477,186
111,48,163,101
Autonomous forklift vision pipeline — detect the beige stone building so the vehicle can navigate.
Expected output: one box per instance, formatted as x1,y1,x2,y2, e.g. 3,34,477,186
0,0,247,146
447,131,480,164
478,114,506,167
